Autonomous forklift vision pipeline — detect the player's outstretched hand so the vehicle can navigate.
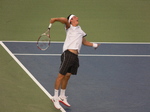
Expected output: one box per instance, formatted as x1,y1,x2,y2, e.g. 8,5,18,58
94,43,100,50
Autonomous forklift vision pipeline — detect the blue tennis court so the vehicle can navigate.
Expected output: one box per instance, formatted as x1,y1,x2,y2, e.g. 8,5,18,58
2,41,150,112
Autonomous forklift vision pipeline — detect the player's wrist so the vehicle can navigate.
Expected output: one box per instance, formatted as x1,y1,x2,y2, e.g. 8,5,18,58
93,43,98,48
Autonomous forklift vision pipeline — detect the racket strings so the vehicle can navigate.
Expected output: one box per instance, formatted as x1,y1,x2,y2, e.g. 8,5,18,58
37,34,50,50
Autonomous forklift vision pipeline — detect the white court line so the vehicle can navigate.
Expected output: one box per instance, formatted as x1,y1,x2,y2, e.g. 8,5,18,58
2,40,150,44
13,53,150,57
0,41,66,112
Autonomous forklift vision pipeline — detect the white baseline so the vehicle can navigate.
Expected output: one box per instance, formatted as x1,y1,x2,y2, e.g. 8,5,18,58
13,53,150,57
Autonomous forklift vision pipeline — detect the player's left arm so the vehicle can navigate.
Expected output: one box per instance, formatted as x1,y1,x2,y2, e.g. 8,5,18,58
82,38,100,49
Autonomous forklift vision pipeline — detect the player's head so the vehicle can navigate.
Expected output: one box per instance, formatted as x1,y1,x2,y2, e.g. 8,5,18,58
67,14,79,26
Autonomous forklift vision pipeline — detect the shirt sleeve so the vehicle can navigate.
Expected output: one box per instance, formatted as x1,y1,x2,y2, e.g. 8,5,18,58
82,30,87,37
83,34,87,37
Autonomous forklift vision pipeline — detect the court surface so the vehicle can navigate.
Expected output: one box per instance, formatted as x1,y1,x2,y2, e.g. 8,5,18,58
2,41,150,112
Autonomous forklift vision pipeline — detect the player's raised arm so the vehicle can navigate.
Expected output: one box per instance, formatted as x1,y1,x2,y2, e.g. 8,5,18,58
50,17,70,29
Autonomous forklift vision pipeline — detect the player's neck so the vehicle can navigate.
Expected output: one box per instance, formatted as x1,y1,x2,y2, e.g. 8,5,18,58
71,23,79,27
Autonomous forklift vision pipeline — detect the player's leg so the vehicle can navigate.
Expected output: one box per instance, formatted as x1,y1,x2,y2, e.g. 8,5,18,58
52,73,65,109
54,73,65,89
59,73,72,107
61,73,71,89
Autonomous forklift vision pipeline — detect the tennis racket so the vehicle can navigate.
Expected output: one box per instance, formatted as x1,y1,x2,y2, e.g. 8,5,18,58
37,24,52,51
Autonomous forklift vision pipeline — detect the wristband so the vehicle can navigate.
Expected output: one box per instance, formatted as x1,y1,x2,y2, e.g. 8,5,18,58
93,43,98,48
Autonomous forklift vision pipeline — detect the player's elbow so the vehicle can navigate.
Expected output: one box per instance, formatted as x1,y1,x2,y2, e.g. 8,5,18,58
82,41,87,46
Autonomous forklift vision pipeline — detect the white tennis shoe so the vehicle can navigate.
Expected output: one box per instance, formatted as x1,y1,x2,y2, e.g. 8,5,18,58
59,96,71,107
51,97,61,109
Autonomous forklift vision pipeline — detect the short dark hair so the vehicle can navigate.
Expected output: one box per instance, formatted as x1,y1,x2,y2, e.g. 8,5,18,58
67,14,72,20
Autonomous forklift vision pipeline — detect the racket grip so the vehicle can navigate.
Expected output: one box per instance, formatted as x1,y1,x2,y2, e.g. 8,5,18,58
48,23,52,29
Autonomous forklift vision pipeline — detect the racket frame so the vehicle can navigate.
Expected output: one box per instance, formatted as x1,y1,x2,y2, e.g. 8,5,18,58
37,29,51,51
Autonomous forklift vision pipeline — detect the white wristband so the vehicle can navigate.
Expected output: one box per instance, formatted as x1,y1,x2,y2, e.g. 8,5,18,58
93,43,98,48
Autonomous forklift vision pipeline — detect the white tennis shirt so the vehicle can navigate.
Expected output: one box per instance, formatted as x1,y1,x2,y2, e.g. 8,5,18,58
63,25,87,53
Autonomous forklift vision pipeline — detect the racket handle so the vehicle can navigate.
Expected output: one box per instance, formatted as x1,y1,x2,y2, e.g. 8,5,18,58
48,23,52,29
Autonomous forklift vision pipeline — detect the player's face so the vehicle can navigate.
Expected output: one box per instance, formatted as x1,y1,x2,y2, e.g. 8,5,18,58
71,16,79,26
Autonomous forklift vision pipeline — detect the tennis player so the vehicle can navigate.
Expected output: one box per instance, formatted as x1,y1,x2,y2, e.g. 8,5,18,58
50,14,100,109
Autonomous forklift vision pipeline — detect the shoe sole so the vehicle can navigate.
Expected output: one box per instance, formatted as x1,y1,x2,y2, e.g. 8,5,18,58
59,100,71,107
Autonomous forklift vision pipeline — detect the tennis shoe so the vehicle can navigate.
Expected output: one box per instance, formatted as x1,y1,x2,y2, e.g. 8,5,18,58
51,97,61,109
59,96,71,107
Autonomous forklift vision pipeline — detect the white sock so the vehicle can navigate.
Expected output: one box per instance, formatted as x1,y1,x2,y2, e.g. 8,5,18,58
54,89,59,99
60,89,66,98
